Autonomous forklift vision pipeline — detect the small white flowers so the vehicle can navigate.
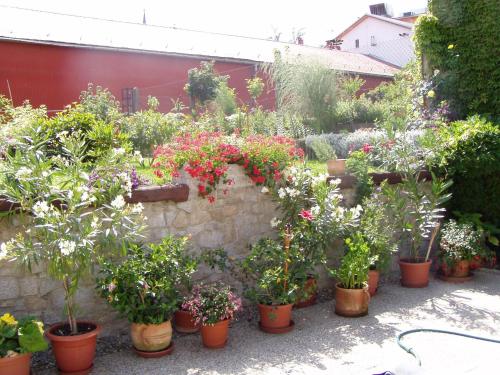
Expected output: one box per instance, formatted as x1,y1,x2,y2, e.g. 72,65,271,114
113,148,126,156
15,167,32,180
285,187,300,197
134,151,144,164
278,188,286,199
329,178,341,186
111,195,126,210
261,186,269,194
59,240,76,256
32,201,50,218
311,205,321,216
270,217,281,228
131,203,144,214
0,242,8,260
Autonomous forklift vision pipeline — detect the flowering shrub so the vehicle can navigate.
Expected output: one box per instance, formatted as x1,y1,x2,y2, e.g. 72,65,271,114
97,236,198,324
153,132,303,202
0,313,47,358
182,283,241,326
439,220,483,267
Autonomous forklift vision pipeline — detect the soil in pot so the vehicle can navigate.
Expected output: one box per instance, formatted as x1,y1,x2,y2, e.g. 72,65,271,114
367,269,380,297
399,258,432,288
0,352,31,375
258,303,293,332
294,276,318,308
327,159,346,176
45,321,101,375
201,319,229,349
130,320,172,352
174,309,199,333
334,283,370,317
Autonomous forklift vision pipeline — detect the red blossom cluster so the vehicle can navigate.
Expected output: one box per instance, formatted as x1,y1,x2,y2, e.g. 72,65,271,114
152,132,303,203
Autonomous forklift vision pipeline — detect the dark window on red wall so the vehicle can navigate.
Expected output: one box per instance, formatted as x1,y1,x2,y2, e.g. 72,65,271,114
121,87,139,114
355,39,360,48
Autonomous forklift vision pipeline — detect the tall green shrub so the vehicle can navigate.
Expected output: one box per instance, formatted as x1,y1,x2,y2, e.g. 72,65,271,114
414,0,500,119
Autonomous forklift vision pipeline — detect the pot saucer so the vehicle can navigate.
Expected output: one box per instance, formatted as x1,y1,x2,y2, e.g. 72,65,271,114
133,342,174,358
258,320,295,334
58,364,93,375
203,339,228,349
437,272,473,283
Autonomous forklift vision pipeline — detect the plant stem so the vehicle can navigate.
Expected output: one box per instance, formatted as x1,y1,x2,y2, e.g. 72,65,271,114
425,222,441,263
63,277,78,335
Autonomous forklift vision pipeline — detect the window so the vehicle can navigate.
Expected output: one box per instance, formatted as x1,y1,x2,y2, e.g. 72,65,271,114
371,36,376,46
121,87,139,115
355,39,359,48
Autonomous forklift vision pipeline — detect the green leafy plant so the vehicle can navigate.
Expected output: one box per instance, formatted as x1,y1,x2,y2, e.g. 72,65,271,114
439,220,483,267
0,313,48,358
331,233,374,289
346,149,373,203
78,83,123,124
246,77,265,105
0,130,145,335
182,282,241,326
97,236,197,324
309,138,336,162
214,81,238,116
184,61,228,110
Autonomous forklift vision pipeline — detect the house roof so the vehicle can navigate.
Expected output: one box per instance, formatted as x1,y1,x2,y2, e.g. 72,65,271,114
0,5,399,78
335,14,413,40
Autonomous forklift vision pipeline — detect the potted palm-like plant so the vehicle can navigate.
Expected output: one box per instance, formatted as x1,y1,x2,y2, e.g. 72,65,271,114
331,233,374,317
0,314,48,375
97,235,196,357
0,132,144,374
438,220,483,281
182,282,241,349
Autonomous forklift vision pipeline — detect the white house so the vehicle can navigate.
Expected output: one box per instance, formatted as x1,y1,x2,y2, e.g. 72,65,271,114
335,14,416,67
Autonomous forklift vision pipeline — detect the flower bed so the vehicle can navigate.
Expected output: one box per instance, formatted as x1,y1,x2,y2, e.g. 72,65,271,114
152,132,304,202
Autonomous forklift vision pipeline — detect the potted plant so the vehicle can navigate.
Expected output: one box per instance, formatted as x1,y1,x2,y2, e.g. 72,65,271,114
182,282,241,349
308,138,342,176
0,314,48,375
0,132,144,373
358,191,398,296
438,220,483,280
331,233,374,317
97,236,196,357
381,176,452,288
273,167,362,307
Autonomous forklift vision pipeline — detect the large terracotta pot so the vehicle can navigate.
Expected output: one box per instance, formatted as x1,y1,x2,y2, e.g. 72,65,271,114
174,309,199,333
45,321,101,374
258,303,293,329
470,256,481,271
130,320,172,352
334,283,370,317
294,276,318,308
200,319,229,349
0,352,31,375
327,159,346,176
367,269,380,296
399,258,432,288
451,260,470,278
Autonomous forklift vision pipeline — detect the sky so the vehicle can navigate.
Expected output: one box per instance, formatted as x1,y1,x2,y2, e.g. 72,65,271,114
0,0,428,46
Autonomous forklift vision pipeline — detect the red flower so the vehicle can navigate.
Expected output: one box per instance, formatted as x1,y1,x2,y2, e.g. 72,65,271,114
299,209,314,221
207,196,215,203
153,169,164,178
198,185,206,194
253,166,262,176
362,143,373,154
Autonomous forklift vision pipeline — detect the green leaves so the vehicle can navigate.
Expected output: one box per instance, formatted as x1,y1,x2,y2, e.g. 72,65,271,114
17,319,48,354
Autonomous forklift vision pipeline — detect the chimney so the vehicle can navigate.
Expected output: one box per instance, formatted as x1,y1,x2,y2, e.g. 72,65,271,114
369,3,393,17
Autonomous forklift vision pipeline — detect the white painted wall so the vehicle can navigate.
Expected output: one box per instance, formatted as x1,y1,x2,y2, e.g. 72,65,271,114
341,17,415,67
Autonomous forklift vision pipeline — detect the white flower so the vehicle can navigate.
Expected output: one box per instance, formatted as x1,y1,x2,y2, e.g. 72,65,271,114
15,167,32,180
270,217,281,228
111,195,126,210
278,188,286,199
59,240,76,256
32,201,50,218
113,148,126,156
91,216,99,229
0,242,8,260
134,151,144,163
81,192,89,202
261,186,269,194
311,205,321,216
131,203,144,214
329,178,341,186
285,187,299,197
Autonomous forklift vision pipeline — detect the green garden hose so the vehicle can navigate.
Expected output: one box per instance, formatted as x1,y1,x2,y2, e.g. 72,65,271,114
397,328,500,366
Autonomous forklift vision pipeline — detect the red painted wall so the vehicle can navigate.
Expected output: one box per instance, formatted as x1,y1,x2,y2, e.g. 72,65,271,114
0,40,390,114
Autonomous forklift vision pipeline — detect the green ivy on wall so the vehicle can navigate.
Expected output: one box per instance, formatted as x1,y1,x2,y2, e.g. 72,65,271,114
414,0,500,120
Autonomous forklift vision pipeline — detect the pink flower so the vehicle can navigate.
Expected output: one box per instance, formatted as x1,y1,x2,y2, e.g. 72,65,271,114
299,209,314,221
362,143,373,154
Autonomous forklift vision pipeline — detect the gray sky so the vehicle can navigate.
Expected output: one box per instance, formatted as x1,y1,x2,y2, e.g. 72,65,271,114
0,0,427,46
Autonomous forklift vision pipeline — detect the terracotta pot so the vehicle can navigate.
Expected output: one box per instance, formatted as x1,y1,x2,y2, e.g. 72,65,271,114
174,309,199,333
0,352,31,375
334,283,370,317
367,269,380,296
327,159,346,176
470,256,481,270
200,319,230,349
451,260,470,278
258,303,293,329
130,320,172,352
399,258,432,288
45,321,101,374
294,276,318,308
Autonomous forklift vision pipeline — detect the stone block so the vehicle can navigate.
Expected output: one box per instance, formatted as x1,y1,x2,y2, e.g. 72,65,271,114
0,277,19,299
189,210,211,226
172,211,189,229
39,277,60,296
24,295,48,311
19,276,39,296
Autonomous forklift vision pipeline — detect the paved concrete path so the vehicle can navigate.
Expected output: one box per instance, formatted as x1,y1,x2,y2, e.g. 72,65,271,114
38,269,500,375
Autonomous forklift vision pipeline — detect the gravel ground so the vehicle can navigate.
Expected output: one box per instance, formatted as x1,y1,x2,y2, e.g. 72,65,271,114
34,269,500,375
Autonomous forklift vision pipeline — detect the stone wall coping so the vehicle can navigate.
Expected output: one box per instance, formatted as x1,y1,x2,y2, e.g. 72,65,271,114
327,170,432,189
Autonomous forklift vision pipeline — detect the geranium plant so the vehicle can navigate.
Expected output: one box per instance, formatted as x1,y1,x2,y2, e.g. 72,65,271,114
182,282,241,326
0,313,47,358
0,130,145,335
97,236,197,324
